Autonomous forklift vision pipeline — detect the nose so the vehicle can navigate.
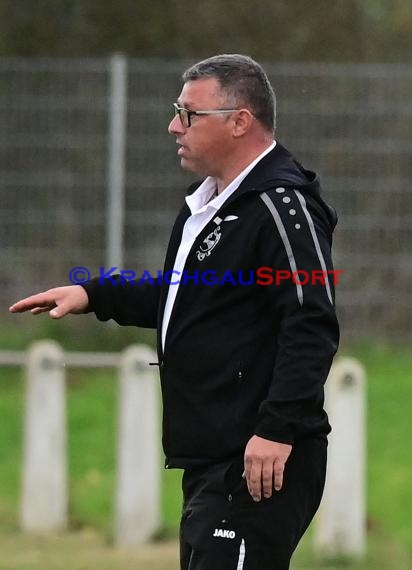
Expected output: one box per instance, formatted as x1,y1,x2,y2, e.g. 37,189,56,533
168,113,185,135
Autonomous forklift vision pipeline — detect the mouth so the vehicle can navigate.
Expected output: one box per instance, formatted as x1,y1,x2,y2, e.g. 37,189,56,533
176,141,187,156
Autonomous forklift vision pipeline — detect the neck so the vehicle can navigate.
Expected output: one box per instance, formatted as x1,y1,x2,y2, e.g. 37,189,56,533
215,139,273,193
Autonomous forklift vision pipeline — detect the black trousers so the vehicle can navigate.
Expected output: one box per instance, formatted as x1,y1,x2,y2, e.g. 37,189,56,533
179,438,327,570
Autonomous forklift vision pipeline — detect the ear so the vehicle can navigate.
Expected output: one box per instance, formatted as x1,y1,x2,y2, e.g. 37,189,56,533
231,109,254,138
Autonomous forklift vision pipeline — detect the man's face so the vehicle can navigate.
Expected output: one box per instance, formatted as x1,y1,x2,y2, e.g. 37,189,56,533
168,78,236,178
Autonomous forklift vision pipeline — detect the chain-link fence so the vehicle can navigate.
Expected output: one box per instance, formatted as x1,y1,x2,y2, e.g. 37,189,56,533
1,57,411,342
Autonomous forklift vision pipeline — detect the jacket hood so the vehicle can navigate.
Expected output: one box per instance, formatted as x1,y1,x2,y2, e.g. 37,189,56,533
187,142,337,230
234,142,338,230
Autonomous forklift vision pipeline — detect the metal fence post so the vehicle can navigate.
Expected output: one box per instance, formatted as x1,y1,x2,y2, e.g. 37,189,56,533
115,344,161,546
21,341,67,533
107,52,127,270
314,357,366,557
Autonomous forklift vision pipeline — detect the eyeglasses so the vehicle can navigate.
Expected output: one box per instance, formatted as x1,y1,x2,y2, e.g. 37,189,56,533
173,103,239,128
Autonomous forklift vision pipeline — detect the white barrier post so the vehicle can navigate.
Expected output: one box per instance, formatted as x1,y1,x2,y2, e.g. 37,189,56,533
115,345,161,546
21,341,67,532
314,357,366,557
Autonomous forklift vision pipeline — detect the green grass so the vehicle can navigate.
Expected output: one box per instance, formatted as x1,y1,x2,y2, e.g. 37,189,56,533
0,367,24,532
0,362,182,539
0,325,411,567
339,342,412,550
66,370,117,535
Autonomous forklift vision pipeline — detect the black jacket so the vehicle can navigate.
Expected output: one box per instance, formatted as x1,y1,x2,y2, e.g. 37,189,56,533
82,143,340,469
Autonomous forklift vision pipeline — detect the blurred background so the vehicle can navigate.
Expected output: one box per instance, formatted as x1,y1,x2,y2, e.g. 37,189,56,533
0,1,411,569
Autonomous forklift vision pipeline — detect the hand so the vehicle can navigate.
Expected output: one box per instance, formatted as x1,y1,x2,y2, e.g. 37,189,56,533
243,435,292,502
9,285,89,319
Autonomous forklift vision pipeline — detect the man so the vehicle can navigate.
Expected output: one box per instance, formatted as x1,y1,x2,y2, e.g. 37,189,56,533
10,54,339,569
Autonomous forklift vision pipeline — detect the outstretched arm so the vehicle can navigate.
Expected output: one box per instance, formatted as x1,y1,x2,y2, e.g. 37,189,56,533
10,276,161,329
9,285,89,318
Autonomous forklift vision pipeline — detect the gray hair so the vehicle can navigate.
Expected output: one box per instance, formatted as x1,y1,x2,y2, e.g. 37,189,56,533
182,54,276,133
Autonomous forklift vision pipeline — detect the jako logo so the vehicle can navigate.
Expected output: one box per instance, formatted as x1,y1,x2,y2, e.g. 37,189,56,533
213,528,236,539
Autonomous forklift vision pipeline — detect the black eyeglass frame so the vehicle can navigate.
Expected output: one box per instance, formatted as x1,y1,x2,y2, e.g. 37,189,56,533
173,103,239,128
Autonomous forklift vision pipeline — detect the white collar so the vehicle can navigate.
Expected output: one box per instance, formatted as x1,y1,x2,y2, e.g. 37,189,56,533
185,140,276,215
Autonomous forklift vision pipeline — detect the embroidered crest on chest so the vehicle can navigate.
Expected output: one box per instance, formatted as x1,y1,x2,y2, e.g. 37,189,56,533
195,215,238,261
196,225,221,261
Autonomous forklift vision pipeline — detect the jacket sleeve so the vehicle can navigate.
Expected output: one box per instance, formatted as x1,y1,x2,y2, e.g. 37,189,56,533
254,187,340,444
80,203,189,329
81,274,161,328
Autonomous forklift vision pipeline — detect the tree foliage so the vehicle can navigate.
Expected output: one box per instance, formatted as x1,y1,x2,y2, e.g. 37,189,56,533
0,0,411,62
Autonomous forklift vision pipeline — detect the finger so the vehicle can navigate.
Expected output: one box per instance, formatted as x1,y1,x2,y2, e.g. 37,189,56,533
273,459,286,491
49,302,71,319
247,460,263,502
262,461,274,499
244,455,252,482
31,306,54,315
9,294,53,313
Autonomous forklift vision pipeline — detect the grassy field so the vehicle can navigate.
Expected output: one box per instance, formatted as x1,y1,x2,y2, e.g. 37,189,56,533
0,320,411,568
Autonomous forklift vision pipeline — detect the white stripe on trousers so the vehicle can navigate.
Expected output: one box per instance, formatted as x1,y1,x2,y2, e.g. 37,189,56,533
237,538,246,569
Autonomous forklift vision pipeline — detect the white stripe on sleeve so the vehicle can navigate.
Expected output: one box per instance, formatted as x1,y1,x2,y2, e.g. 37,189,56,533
293,190,333,305
260,192,303,306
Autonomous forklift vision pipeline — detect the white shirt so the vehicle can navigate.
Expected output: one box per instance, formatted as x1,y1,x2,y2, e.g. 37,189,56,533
161,140,276,349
